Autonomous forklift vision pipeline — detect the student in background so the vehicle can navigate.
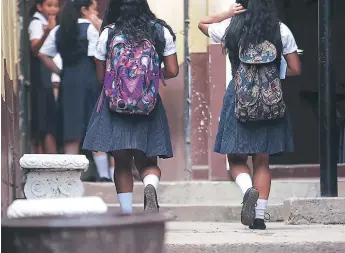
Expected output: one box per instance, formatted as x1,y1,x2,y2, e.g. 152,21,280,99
39,0,113,182
28,0,59,154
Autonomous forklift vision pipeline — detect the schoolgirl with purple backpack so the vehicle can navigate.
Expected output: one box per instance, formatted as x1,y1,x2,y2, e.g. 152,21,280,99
83,0,179,213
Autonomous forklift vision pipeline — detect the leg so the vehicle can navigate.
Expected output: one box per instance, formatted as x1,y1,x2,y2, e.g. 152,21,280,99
252,154,271,199
64,139,80,154
43,133,57,154
250,153,271,230
134,151,160,212
113,150,134,213
109,155,115,182
228,154,259,226
93,152,111,182
227,154,252,194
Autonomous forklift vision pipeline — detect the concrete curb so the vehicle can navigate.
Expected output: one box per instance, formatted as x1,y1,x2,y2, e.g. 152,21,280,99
164,242,345,253
108,204,284,222
164,222,345,253
284,197,345,225
84,179,345,205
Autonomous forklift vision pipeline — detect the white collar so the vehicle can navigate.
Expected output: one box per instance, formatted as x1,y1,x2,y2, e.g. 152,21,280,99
78,18,91,24
33,12,48,25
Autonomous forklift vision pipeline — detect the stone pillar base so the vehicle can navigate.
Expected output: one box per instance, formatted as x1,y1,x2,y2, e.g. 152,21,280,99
20,154,89,199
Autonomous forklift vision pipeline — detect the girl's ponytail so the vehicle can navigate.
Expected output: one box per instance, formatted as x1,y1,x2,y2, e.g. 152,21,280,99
58,0,92,47
29,0,45,17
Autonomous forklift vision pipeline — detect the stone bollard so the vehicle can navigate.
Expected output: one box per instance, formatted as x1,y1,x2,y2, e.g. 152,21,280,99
7,197,108,218
2,212,171,253
20,154,89,199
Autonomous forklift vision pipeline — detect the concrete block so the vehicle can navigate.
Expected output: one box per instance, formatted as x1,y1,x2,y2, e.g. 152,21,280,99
20,154,89,199
7,197,108,218
284,197,345,225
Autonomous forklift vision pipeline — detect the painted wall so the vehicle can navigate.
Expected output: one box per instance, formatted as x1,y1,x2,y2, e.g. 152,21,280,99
1,0,21,213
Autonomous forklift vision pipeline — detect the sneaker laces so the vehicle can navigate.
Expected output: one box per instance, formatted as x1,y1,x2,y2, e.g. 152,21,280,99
264,213,271,221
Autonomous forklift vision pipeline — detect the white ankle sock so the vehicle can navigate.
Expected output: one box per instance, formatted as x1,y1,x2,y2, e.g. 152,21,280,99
143,174,159,191
235,173,253,194
109,167,115,181
117,192,133,213
255,199,268,219
93,154,110,179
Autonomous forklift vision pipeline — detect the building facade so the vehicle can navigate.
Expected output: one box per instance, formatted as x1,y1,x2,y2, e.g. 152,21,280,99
19,0,345,182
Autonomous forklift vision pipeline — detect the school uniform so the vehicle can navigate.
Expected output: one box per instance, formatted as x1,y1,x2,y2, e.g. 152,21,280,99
209,20,297,155
82,23,176,158
28,12,57,140
51,53,62,83
40,19,100,142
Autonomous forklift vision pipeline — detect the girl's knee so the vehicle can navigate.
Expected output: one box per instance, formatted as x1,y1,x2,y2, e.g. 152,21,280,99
133,151,160,177
253,154,269,169
227,154,248,165
113,150,133,170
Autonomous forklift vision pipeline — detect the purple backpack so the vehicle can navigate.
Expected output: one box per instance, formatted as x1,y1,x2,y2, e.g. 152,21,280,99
97,25,165,115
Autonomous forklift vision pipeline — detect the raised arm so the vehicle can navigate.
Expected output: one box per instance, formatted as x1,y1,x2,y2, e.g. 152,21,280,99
198,3,245,37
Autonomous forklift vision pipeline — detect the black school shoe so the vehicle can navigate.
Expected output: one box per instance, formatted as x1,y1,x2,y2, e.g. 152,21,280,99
99,177,113,182
241,187,259,226
249,219,266,230
144,184,159,212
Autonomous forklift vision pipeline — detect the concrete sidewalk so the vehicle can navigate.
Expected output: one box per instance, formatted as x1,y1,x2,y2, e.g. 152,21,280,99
165,222,345,253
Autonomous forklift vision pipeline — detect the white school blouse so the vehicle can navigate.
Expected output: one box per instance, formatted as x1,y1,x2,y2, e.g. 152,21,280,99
94,25,177,61
208,19,298,80
39,18,99,58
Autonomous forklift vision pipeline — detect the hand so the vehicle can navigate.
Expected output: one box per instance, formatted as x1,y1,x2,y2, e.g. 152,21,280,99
89,13,102,24
88,13,102,31
44,15,57,33
228,3,246,16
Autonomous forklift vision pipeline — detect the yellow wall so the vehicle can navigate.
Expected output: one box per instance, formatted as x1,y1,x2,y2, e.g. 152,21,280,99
1,0,19,98
190,0,208,53
148,0,185,64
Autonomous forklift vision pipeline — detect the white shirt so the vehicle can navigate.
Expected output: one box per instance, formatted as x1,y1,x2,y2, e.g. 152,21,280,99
51,54,62,83
28,12,48,41
208,19,298,55
94,26,176,61
208,19,298,79
39,18,99,57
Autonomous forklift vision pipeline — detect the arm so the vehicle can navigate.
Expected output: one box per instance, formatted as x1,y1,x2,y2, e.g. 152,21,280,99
198,3,245,37
38,53,61,75
95,59,106,83
29,15,57,56
284,52,301,76
89,14,102,32
162,54,179,79
31,32,50,56
93,28,109,84
280,23,301,76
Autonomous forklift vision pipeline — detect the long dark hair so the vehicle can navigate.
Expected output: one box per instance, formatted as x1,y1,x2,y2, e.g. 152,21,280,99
222,0,282,65
101,0,175,55
29,0,46,17
58,0,93,48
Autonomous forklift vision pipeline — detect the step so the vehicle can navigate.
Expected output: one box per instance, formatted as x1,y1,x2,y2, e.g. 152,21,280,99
107,204,284,222
84,179,345,204
164,222,345,253
270,164,345,178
